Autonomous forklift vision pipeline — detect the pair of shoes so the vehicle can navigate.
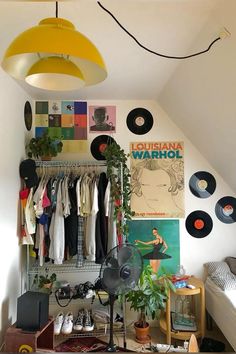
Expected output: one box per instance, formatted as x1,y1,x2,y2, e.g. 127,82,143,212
54,312,73,335
73,309,94,332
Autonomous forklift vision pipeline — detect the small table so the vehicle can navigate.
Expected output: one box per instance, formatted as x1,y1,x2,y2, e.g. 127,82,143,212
159,276,205,344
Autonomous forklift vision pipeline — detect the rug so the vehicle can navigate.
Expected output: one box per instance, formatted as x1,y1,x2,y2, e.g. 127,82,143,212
55,336,134,352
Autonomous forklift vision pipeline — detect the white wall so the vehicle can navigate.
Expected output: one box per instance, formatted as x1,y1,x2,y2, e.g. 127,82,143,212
0,90,233,342
0,71,30,346
51,99,236,278
158,0,236,192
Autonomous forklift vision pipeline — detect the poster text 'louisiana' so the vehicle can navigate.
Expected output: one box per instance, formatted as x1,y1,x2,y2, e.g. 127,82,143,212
131,142,183,159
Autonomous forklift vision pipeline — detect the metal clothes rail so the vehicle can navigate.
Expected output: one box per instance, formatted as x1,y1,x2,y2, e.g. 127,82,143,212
35,160,107,168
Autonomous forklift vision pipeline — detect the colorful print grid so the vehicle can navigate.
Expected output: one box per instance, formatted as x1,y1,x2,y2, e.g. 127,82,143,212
35,101,87,141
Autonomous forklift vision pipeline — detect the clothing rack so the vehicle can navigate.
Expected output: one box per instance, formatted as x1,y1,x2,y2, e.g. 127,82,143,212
35,160,107,168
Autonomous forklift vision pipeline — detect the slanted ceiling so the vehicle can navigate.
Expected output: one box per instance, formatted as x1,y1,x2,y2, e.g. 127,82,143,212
0,0,235,191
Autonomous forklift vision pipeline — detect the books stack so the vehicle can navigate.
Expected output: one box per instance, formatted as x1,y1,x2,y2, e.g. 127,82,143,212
171,312,197,332
171,275,190,289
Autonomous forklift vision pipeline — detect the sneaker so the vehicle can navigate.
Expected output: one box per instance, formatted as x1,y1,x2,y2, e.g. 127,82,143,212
54,312,64,335
61,312,73,334
73,309,84,331
83,309,94,331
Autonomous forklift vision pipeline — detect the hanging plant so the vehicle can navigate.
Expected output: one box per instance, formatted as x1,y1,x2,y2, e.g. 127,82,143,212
102,142,134,238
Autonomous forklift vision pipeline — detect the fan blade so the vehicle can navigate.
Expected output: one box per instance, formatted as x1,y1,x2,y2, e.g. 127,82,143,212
105,256,119,268
130,265,142,282
118,246,132,265
102,267,120,290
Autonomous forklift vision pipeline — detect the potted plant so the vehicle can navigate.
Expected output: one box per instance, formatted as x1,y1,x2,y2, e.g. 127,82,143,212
125,264,175,343
102,142,134,239
33,272,57,294
26,130,63,160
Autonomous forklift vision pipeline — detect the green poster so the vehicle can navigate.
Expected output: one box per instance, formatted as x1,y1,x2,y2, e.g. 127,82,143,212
127,219,180,276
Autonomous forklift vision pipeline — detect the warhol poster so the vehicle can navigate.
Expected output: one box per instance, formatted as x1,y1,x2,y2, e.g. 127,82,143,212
130,141,184,218
127,219,180,275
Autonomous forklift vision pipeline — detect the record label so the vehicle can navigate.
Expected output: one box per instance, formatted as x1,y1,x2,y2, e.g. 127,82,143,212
90,135,115,160
186,210,213,238
126,108,153,135
189,171,216,198
215,196,236,224
194,219,205,230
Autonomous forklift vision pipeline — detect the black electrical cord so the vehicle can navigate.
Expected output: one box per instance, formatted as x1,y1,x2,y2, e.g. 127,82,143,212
97,1,221,60
56,1,58,18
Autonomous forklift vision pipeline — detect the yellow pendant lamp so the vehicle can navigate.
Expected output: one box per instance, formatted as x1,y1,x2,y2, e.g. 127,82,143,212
1,16,107,91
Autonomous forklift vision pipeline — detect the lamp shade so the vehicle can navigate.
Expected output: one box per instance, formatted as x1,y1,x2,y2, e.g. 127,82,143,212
1,17,107,90
26,56,85,91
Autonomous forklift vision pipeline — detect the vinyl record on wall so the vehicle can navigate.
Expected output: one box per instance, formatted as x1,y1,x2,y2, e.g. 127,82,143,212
215,196,236,224
90,135,116,160
189,171,216,198
185,210,213,238
24,101,32,131
126,107,153,135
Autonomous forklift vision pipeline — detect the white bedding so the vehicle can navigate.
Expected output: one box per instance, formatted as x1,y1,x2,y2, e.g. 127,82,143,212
205,277,236,351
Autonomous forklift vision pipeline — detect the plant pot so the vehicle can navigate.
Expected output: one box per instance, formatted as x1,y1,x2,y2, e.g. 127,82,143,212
134,321,151,344
43,282,52,289
41,156,52,161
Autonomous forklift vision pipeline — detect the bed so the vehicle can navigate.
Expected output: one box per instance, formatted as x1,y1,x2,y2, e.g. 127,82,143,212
204,259,236,351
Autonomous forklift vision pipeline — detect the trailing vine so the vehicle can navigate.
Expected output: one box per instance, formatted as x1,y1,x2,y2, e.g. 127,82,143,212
102,142,134,239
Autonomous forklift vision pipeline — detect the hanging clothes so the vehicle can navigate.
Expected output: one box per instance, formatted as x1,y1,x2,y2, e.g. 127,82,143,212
95,172,108,264
64,177,78,257
85,177,99,261
49,179,65,265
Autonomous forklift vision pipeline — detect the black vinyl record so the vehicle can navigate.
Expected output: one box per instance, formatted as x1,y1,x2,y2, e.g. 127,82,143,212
185,210,213,238
24,101,32,131
215,196,236,224
126,108,153,135
189,171,216,198
90,135,115,160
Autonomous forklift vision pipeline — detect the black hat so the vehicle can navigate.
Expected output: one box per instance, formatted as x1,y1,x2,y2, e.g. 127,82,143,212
19,159,38,188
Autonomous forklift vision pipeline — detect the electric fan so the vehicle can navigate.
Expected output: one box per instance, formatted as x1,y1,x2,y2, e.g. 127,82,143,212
100,243,143,352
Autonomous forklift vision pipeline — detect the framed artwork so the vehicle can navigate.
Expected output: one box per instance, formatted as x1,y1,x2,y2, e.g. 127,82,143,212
130,141,185,218
127,219,180,276
34,100,88,153
89,105,116,133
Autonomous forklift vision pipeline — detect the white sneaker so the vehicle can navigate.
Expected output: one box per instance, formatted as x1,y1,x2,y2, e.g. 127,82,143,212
61,312,73,334
54,312,64,335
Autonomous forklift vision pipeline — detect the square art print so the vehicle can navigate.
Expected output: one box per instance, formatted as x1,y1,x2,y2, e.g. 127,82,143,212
35,100,88,153
127,219,180,276
89,105,116,133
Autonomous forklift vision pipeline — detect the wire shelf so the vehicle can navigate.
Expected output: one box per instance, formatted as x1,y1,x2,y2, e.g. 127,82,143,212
28,259,101,275
58,327,125,338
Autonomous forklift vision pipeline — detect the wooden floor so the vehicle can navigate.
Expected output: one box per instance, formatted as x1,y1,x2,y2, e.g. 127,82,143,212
104,322,235,352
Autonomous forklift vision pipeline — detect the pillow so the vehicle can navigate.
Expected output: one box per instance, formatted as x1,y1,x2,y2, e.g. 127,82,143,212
210,272,236,290
225,257,236,275
204,261,236,290
204,261,230,276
